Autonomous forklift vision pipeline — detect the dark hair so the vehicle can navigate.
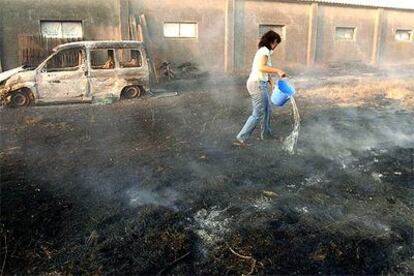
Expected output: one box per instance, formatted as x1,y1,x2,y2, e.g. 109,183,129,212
258,30,281,50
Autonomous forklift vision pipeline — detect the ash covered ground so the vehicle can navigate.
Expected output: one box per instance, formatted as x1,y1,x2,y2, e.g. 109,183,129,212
1,67,414,275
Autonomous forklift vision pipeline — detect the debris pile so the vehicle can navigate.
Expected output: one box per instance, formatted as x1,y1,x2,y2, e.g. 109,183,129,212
159,61,209,81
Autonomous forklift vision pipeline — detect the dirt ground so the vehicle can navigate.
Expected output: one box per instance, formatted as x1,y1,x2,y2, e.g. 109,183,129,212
1,67,413,275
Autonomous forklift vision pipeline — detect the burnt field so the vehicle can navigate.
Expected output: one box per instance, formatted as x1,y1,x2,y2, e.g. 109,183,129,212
1,73,413,274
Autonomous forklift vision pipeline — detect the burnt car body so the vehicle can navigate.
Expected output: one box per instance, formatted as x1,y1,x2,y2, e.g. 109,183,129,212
0,41,150,107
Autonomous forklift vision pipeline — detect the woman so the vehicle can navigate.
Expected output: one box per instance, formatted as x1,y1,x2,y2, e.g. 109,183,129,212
235,30,286,146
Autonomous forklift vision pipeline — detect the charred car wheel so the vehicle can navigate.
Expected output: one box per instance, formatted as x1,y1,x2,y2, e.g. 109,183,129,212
121,86,143,99
10,88,34,107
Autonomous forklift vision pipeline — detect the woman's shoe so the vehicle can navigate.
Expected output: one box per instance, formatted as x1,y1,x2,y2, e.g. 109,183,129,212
233,139,251,147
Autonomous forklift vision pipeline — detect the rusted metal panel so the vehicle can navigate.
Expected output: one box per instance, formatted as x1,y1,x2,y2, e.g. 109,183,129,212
0,66,27,83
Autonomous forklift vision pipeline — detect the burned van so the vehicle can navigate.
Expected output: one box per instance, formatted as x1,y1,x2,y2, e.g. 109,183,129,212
0,41,150,107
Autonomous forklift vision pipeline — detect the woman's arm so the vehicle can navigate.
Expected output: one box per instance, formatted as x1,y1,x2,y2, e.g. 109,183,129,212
258,55,286,78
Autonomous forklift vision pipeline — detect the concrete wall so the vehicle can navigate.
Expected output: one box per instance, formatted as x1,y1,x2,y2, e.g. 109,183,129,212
1,0,414,73
0,0,122,70
235,0,310,73
129,0,227,72
132,0,414,74
315,5,377,63
380,9,414,64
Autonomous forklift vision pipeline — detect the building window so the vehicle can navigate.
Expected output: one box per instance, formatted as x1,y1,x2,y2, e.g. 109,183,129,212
163,22,197,38
335,27,356,40
41,21,83,38
259,25,285,39
395,30,412,41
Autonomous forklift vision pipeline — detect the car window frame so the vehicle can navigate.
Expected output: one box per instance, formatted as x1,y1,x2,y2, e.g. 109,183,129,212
118,48,144,69
89,48,117,71
41,48,85,73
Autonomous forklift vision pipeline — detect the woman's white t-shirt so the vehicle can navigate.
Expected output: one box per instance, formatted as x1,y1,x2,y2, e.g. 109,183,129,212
248,46,273,82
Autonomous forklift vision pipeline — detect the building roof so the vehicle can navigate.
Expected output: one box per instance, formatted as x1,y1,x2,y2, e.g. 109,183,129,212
300,0,414,10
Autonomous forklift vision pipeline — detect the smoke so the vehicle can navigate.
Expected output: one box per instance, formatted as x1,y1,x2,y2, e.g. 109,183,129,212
126,187,179,209
300,106,414,165
193,206,231,249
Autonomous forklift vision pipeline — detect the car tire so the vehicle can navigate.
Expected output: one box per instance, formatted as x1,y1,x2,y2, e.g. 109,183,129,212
121,86,143,99
10,88,34,107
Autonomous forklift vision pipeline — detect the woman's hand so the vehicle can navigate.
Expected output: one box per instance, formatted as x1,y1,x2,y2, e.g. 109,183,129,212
278,70,287,78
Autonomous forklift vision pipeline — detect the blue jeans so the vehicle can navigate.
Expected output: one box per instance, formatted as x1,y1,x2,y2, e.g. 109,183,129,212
237,80,272,142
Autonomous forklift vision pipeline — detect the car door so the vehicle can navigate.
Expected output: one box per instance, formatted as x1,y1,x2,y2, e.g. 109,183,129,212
36,48,88,102
117,47,150,87
87,48,120,97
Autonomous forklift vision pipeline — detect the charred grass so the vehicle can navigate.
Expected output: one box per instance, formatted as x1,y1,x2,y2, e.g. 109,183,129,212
1,77,413,274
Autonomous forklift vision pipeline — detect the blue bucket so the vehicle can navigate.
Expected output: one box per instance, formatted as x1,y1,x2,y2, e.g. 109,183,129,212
271,79,296,107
